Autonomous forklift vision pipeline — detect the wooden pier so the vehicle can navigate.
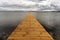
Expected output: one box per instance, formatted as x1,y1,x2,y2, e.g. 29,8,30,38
7,14,53,40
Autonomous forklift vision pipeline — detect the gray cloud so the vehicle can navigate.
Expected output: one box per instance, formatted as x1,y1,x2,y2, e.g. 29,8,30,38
0,0,60,11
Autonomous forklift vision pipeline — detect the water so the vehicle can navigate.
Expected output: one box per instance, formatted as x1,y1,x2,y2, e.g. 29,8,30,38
0,11,60,40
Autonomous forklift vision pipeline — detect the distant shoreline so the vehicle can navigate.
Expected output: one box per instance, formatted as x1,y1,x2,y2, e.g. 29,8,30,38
0,11,60,12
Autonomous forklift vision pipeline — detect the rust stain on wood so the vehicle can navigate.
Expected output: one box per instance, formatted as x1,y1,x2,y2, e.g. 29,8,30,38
7,13,54,40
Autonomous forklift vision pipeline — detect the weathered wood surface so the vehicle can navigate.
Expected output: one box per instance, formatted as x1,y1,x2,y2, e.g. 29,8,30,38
7,14,54,40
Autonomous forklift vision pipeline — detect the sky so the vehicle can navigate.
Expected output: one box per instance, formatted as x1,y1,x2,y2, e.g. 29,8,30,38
0,0,60,11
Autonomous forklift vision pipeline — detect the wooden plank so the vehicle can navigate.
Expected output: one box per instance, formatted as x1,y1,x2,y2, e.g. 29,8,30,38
7,13,54,40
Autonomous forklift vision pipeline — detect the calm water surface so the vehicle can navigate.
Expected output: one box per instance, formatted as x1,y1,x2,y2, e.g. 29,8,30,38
0,11,60,40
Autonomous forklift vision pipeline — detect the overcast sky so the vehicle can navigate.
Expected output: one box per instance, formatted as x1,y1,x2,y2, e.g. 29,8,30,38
0,0,60,11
